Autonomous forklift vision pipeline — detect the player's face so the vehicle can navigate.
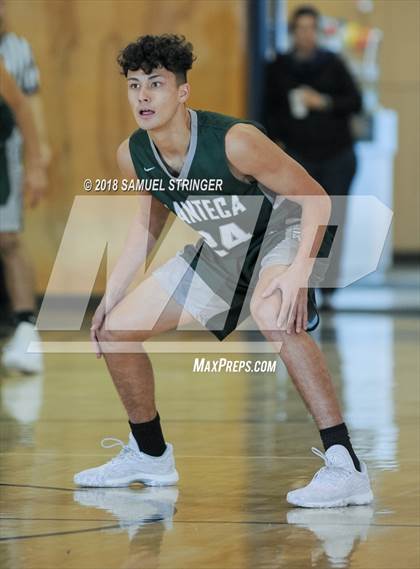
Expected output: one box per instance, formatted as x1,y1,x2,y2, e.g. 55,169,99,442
293,15,318,52
126,67,189,130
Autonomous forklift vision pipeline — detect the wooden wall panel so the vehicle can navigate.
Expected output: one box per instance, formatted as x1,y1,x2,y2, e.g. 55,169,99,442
8,0,418,296
4,0,248,292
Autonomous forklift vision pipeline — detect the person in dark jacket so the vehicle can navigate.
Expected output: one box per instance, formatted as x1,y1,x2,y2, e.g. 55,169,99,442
265,5,362,308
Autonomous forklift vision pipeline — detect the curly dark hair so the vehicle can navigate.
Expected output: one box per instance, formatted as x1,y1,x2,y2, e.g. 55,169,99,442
117,34,195,83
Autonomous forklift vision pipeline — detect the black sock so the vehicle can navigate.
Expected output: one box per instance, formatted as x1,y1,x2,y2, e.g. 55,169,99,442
14,311,36,325
319,422,361,472
129,413,166,457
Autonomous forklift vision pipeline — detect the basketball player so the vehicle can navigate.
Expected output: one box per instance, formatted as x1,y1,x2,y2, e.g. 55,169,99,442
0,60,47,372
0,1,50,373
74,35,373,508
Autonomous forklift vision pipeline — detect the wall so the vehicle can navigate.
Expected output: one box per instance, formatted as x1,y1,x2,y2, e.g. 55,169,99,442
5,0,248,292
5,0,419,298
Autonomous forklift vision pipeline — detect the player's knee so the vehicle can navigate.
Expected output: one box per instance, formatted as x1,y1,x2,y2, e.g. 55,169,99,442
96,325,117,344
0,232,20,258
250,297,278,332
96,322,151,344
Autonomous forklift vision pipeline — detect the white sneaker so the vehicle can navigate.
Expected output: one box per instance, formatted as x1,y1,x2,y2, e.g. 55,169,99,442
287,506,374,567
1,322,43,374
74,486,178,538
287,445,373,508
73,434,179,488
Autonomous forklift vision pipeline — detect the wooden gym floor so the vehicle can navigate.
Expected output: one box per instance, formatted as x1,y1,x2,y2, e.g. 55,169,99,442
0,312,419,569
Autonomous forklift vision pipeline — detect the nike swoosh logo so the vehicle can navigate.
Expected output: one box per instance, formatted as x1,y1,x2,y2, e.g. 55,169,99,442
144,166,155,172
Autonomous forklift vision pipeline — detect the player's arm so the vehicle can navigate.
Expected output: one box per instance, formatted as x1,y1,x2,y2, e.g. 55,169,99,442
0,59,47,206
27,94,51,167
226,123,331,270
91,139,170,356
122,141,171,237
18,37,51,166
107,139,170,297
226,123,331,331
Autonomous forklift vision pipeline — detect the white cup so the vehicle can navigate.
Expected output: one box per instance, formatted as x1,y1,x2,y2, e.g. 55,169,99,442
289,88,308,119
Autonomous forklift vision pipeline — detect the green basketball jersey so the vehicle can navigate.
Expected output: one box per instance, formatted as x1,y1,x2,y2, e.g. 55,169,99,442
129,109,300,268
0,98,15,142
128,109,330,339
0,99,15,205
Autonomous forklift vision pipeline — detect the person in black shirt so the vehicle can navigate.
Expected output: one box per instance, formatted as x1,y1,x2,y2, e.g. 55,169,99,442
265,5,362,308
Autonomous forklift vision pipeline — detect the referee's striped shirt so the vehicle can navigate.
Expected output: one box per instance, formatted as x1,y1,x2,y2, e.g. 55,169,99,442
0,31,40,94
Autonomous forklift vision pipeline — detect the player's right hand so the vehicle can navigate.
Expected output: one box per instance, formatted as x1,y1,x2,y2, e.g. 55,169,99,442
90,300,106,359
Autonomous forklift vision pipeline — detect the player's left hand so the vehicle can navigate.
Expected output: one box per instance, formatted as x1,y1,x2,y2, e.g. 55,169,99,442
261,265,310,333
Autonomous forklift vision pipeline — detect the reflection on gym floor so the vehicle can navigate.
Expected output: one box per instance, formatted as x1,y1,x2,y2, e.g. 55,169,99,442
0,312,419,569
